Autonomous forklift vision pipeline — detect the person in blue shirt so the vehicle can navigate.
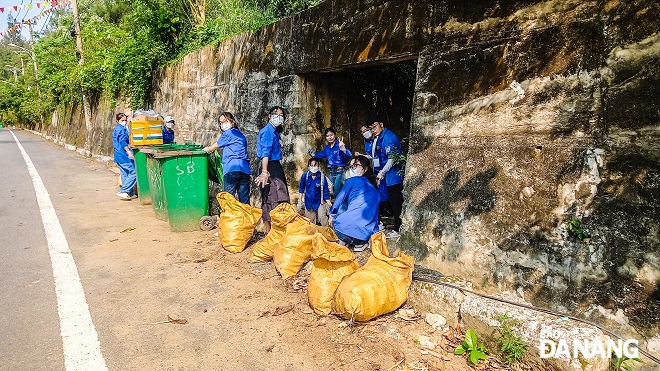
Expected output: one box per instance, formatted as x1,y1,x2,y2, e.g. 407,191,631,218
203,112,251,204
162,116,175,144
358,124,391,218
308,128,352,197
329,155,380,252
254,106,290,233
298,158,331,226
112,112,136,200
368,114,404,237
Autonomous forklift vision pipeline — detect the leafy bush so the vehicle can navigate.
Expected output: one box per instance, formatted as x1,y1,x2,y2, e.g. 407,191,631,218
1,0,322,126
454,328,488,365
495,313,528,364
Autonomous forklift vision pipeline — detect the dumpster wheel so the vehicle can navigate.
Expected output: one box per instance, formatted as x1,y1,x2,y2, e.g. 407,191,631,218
199,215,219,231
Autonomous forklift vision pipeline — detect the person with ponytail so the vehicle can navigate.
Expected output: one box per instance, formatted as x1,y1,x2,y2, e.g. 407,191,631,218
203,111,251,204
328,155,379,251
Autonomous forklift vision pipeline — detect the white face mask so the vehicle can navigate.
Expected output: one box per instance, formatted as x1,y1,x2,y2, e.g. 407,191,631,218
270,115,284,127
165,121,174,129
309,166,319,174
349,168,363,177
119,120,127,126
221,122,231,131
362,131,372,140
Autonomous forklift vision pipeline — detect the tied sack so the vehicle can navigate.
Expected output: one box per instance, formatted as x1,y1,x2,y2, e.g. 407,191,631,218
273,216,338,278
216,192,263,253
250,203,298,262
308,233,360,315
332,232,414,321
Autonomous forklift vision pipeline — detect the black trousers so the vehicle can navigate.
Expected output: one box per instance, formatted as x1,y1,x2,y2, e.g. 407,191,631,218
387,182,404,232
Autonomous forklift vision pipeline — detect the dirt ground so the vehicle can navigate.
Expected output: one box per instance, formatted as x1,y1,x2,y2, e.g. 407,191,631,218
59,150,515,371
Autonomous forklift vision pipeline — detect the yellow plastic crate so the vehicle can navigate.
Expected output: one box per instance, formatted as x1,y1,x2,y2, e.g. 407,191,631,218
131,120,164,146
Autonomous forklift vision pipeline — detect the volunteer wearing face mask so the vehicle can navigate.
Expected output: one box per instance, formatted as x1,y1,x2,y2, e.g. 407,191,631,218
297,158,331,226
203,112,252,204
112,112,136,200
368,114,404,238
308,128,352,197
254,106,290,233
162,116,176,144
329,155,379,251
360,124,392,218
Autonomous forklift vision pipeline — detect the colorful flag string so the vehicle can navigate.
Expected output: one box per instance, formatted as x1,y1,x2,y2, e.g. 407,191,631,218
0,1,70,37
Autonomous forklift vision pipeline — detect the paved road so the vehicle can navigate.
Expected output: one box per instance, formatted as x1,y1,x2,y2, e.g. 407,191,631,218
0,129,105,370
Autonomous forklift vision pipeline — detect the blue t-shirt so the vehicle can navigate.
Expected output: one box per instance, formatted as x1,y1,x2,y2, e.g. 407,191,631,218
112,123,132,164
364,139,388,201
373,128,403,186
330,176,379,241
364,140,372,156
299,171,330,211
256,122,282,161
313,142,352,167
216,128,251,175
162,127,174,144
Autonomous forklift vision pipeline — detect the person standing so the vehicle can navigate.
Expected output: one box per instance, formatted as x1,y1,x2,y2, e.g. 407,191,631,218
359,124,391,218
254,106,290,233
308,128,352,197
112,112,136,200
298,158,331,226
203,112,251,204
162,115,175,144
368,114,404,237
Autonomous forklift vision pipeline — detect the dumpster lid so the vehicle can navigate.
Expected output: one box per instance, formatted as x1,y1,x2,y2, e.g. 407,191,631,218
153,150,206,158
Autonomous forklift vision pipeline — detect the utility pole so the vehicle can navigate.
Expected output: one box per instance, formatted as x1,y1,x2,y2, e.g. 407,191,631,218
71,0,84,64
71,0,92,131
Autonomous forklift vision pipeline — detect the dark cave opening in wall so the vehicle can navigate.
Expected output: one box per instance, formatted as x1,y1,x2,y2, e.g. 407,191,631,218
305,59,418,156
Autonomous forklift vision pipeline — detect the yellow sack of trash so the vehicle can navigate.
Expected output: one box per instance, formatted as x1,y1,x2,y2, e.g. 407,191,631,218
216,192,263,253
250,203,298,262
273,216,338,278
308,233,360,315
332,232,414,321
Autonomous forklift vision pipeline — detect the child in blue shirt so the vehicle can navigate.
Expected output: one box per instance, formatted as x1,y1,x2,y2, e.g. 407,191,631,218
297,158,331,226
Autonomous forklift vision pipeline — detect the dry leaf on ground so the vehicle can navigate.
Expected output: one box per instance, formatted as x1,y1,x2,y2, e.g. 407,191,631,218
272,304,294,316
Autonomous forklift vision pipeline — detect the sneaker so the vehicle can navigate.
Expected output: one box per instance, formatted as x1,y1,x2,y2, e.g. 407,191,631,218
351,243,369,252
116,192,131,200
386,230,400,239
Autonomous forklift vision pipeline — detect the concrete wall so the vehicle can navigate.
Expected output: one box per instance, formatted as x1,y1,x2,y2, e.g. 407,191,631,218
400,0,660,343
41,0,659,345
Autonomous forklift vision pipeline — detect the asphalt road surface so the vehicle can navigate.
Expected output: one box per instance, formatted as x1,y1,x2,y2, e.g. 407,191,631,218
0,129,106,370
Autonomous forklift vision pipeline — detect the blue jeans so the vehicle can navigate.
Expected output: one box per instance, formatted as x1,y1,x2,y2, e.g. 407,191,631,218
329,167,345,197
117,161,136,196
335,229,368,246
224,171,251,204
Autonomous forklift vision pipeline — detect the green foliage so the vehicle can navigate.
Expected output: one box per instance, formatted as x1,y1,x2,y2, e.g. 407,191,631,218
494,313,528,364
568,218,590,240
454,328,488,365
388,150,407,176
1,0,321,127
610,354,642,371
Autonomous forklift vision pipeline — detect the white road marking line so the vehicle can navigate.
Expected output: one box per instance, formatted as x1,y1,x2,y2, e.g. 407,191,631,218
10,131,108,371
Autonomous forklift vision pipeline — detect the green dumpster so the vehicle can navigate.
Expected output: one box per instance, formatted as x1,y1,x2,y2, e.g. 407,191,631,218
156,148,209,232
132,147,151,205
146,154,168,221
140,144,190,218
